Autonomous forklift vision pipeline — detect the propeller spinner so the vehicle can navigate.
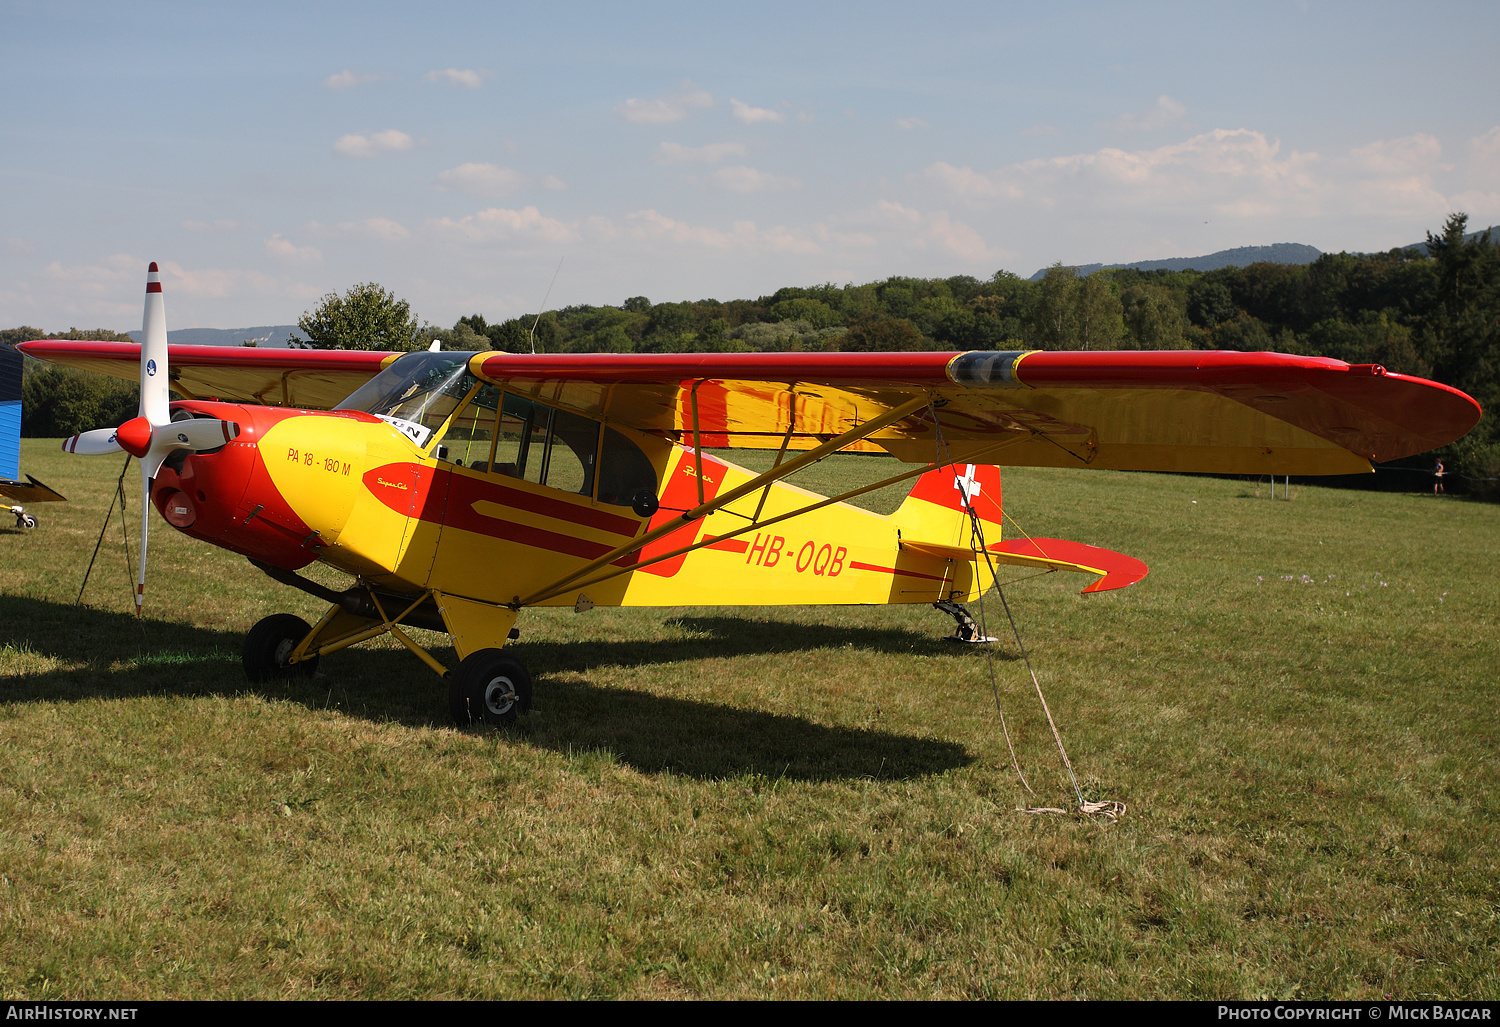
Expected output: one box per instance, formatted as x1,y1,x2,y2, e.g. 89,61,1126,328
61,263,241,615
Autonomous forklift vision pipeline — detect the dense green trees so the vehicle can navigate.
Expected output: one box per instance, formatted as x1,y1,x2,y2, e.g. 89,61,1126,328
295,282,425,351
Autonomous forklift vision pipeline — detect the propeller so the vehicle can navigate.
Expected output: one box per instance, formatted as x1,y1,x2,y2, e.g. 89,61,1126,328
61,262,241,615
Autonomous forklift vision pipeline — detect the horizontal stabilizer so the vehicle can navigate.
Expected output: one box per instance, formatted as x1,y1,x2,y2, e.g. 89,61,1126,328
0,474,68,504
895,536,1146,593
988,537,1148,594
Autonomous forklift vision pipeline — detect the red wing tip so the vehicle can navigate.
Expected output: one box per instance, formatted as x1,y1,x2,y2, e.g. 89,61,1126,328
148,262,159,272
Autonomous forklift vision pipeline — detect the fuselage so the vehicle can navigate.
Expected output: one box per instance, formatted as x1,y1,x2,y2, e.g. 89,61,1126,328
154,396,987,617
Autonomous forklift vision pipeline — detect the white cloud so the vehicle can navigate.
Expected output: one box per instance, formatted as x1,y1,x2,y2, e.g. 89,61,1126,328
926,129,1323,218
620,210,819,254
431,206,578,243
895,117,929,131
1350,134,1443,175
437,162,527,196
264,234,322,264
730,99,784,124
921,162,1022,201
323,70,378,90
1106,95,1188,132
335,218,410,241
835,201,995,261
925,212,992,261
655,141,747,165
1470,126,1500,173
162,263,282,299
332,130,414,158
912,125,1497,266
540,175,567,191
43,255,282,301
41,253,140,293
425,68,487,89
1341,134,1448,219
710,165,800,192
614,80,713,124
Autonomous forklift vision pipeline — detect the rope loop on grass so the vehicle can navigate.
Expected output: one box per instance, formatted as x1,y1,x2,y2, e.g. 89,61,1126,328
928,407,1127,823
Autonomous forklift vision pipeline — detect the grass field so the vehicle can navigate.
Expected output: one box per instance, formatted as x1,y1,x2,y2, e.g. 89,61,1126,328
2,437,1497,999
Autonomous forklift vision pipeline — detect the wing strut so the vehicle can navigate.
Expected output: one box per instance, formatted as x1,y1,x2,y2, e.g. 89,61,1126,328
512,394,935,607
518,429,1038,607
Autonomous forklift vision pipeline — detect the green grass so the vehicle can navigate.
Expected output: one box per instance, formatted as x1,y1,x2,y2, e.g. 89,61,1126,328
2,438,1497,999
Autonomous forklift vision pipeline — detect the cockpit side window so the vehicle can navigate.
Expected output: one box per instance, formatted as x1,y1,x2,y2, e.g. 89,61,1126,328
422,380,656,509
432,383,500,468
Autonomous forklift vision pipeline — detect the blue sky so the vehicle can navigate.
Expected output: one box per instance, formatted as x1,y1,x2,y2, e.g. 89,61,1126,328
3,1,1498,331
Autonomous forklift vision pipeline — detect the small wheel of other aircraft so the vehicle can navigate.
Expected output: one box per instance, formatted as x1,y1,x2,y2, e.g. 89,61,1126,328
17,512,37,529
243,613,319,682
449,649,532,727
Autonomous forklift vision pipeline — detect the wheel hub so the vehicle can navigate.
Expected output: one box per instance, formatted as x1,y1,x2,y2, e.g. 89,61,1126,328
483,676,518,716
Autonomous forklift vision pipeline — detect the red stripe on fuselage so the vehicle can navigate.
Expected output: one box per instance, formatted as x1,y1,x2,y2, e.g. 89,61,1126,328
363,463,642,538
848,561,952,583
362,463,647,566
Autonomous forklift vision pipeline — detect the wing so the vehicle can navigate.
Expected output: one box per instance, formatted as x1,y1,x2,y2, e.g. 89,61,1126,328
15,340,396,411
475,349,1482,475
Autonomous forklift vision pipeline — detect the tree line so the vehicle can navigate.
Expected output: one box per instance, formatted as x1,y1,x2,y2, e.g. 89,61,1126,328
7,213,1496,495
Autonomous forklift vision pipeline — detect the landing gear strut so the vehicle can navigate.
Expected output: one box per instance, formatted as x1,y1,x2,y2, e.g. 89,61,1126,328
933,600,997,643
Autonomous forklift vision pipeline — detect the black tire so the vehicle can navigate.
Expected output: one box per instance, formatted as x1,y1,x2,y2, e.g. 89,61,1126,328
244,614,318,682
20,514,36,529
449,649,532,726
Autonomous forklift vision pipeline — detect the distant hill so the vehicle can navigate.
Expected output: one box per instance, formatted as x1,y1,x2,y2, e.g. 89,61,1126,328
1029,243,1322,280
1401,225,1500,254
125,325,307,348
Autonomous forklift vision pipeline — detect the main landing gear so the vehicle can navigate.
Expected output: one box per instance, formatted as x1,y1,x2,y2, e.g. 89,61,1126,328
243,614,320,681
242,597,532,728
448,649,533,726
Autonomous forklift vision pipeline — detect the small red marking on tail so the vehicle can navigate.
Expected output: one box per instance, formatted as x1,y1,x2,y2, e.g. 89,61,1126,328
148,262,159,272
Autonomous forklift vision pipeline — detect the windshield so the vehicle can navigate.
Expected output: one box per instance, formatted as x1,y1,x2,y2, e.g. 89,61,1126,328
335,351,481,447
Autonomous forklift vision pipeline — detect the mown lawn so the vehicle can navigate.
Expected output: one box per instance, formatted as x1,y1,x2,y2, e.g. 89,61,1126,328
1,438,1496,999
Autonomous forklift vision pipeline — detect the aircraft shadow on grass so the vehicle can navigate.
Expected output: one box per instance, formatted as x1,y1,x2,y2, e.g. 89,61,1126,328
0,595,974,782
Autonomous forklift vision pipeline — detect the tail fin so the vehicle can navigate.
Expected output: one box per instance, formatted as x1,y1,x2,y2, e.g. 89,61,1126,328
892,463,1003,548
892,461,1148,595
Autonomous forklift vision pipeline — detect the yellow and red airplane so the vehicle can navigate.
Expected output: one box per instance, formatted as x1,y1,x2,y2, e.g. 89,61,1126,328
19,265,1483,725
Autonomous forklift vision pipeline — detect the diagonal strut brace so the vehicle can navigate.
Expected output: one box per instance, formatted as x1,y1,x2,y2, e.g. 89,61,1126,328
512,393,934,607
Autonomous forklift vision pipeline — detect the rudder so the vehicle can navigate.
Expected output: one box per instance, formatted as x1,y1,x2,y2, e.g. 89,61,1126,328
892,462,1003,549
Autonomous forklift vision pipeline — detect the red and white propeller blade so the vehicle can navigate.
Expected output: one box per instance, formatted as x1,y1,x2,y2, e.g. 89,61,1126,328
62,428,125,455
57,262,240,616
164,417,241,452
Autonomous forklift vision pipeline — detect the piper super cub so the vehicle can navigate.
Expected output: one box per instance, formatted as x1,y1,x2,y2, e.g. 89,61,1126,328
19,264,1483,726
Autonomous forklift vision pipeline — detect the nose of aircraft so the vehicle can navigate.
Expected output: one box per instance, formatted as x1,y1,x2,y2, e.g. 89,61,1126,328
150,402,320,570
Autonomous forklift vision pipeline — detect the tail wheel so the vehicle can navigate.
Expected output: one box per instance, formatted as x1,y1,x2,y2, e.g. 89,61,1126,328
244,614,318,682
449,649,532,726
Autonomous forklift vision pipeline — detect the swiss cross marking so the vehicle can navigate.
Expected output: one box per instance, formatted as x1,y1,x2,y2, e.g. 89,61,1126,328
954,464,981,504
